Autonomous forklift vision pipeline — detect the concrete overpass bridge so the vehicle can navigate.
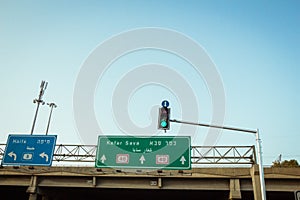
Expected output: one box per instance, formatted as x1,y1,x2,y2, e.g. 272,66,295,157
0,144,299,200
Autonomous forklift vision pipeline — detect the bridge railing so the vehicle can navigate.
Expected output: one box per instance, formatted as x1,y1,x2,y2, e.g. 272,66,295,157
0,144,256,166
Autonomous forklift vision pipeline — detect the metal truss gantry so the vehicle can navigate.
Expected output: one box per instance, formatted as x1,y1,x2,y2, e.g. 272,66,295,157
0,144,256,166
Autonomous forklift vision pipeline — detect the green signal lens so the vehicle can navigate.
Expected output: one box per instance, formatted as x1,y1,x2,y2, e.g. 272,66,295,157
160,120,167,127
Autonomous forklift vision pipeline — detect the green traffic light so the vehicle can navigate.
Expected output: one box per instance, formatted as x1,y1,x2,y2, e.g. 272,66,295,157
160,120,167,128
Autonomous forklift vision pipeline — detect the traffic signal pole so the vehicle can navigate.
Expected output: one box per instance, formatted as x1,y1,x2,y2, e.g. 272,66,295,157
169,119,267,200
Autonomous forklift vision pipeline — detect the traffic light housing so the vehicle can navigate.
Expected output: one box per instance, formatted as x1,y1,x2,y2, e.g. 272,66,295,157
158,107,170,130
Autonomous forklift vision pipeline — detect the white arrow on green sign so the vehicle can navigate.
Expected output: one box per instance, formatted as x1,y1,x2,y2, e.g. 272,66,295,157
95,136,191,170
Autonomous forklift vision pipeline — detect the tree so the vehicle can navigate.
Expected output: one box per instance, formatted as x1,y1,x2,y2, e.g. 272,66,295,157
272,159,299,168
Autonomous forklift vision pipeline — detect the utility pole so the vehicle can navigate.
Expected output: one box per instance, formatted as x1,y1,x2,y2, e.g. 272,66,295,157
45,102,57,135
30,80,47,135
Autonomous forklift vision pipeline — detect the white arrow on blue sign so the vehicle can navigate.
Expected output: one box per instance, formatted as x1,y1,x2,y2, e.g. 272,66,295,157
2,134,57,166
295,191,300,200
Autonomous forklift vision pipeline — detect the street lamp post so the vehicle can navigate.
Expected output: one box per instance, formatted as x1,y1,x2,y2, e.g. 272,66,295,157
45,103,57,135
30,81,47,135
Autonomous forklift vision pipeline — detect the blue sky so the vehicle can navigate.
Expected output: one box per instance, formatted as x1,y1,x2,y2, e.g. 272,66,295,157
0,0,299,166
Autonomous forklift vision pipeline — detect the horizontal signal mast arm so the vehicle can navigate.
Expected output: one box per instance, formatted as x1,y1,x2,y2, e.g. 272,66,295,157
169,119,257,134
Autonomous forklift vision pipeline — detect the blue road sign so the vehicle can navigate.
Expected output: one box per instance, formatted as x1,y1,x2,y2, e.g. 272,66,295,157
161,100,169,108
2,134,57,166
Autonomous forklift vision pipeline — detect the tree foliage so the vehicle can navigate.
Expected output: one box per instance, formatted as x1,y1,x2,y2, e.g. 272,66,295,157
272,159,299,168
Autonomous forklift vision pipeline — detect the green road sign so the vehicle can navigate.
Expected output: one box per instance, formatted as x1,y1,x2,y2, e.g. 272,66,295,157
95,136,191,170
